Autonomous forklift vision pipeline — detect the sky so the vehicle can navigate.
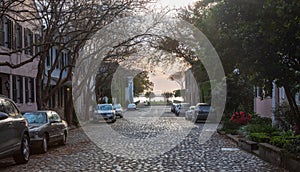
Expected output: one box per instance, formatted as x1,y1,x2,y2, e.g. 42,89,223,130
148,0,196,95
150,73,182,95
157,0,196,8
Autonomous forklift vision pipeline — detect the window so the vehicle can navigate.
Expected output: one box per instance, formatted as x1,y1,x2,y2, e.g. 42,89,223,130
52,112,61,121
3,99,19,117
12,75,23,103
46,48,52,66
48,113,55,121
48,86,56,108
58,87,63,107
34,34,40,55
24,28,33,55
2,17,13,48
48,112,60,122
15,22,22,50
25,77,34,103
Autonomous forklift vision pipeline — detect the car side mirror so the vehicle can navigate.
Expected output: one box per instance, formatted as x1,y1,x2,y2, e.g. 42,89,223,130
0,112,9,120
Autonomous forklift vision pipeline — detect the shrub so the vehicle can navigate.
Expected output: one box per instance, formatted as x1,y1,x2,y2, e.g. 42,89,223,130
248,115,272,125
230,111,252,125
249,133,271,143
238,124,280,136
283,135,300,156
221,120,242,135
270,136,292,148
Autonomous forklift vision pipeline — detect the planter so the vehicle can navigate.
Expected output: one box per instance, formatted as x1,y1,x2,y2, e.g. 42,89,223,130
238,138,258,153
282,152,300,172
258,143,284,167
226,134,241,144
217,129,226,135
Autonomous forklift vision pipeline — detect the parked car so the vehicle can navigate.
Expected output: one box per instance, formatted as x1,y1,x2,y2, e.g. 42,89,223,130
192,103,213,123
175,103,190,116
94,104,116,123
22,111,68,153
185,106,195,120
113,104,123,118
127,103,137,110
0,95,30,164
170,103,178,113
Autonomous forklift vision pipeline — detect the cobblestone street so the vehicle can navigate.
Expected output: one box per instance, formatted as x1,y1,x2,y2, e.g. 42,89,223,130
0,107,286,172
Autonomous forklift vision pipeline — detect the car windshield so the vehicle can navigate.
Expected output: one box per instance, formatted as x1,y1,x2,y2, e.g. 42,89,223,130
182,103,190,108
197,106,211,112
98,105,112,111
23,112,47,124
113,104,121,109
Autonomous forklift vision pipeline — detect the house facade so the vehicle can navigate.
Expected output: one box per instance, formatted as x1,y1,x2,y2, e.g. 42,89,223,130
185,69,200,106
0,0,41,112
254,83,300,122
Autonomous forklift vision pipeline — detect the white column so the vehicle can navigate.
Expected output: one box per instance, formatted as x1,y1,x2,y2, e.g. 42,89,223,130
271,81,276,127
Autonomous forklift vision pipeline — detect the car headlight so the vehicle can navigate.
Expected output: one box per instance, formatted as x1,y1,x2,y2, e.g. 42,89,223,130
30,130,39,137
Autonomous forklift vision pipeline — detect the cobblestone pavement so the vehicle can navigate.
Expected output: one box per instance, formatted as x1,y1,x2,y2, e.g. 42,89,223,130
0,108,286,172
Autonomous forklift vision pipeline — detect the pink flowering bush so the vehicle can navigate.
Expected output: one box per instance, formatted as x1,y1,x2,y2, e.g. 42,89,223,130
230,111,252,125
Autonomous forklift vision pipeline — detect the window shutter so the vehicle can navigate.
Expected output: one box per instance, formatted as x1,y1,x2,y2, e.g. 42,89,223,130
0,17,3,46
35,34,40,56
25,78,29,103
18,25,22,50
24,28,28,54
29,30,33,55
7,19,12,49
30,78,34,103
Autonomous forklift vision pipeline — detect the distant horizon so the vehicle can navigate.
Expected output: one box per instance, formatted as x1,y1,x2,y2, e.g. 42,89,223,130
134,96,184,102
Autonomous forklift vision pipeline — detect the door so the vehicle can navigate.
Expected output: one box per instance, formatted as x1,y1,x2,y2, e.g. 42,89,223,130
0,99,20,156
51,112,64,141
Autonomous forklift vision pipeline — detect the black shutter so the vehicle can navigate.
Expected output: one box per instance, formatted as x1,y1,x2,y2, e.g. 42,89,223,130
18,25,22,50
30,78,34,102
25,78,29,103
24,28,28,54
0,17,3,46
7,19,12,49
29,30,33,55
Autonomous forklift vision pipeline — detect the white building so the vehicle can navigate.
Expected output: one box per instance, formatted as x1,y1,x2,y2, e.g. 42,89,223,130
0,0,41,111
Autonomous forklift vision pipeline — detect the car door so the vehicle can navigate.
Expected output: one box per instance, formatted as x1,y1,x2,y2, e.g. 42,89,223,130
0,99,23,155
47,112,58,143
50,112,63,142
0,99,14,156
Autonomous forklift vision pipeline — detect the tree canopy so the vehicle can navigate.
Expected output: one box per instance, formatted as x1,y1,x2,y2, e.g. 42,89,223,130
179,0,300,126
133,71,154,97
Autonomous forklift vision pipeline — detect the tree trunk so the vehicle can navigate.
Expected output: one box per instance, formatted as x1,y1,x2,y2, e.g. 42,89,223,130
36,58,45,110
283,85,300,134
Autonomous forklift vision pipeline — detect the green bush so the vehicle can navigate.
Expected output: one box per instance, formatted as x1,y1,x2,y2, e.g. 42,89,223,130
238,124,279,136
283,135,300,156
249,133,271,143
221,120,242,135
248,115,272,125
270,136,292,148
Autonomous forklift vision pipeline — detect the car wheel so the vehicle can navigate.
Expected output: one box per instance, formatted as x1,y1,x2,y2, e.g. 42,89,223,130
40,135,48,153
112,115,116,123
59,132,67,145
13,134,30,164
